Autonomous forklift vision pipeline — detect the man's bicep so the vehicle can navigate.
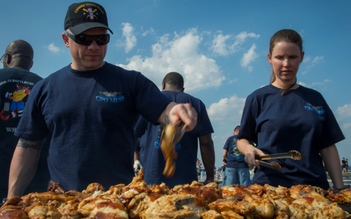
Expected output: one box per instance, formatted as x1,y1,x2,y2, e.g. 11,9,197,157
199,133,212,145
222,149,228,157
17,138,45,150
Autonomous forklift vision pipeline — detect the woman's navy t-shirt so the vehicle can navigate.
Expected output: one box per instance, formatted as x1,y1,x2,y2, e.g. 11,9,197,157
238,85,344,190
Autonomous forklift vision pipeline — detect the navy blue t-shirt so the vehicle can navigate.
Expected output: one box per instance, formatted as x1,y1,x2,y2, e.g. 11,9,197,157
135,91,213,187
222,135,248,168
15,62,171,191
0,68,50,196
238,85,344,190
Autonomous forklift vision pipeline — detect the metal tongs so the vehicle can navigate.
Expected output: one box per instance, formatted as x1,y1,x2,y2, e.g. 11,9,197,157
255,150,302,171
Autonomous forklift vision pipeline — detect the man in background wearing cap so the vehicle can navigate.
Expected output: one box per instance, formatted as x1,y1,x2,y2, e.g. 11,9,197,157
0,40,50,201
134,72,215,188
7,1,198,197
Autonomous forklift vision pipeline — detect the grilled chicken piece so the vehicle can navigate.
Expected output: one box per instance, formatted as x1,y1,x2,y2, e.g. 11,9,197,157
140,194,206,219
160,122,178,177
327,186,351,204
160,116,185,178
172,181,221,205
78,191,128,218
201,210,225,219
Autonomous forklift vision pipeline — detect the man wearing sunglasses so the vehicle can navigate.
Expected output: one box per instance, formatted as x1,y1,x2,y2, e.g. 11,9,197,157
7,1,198,198
0,40,50,203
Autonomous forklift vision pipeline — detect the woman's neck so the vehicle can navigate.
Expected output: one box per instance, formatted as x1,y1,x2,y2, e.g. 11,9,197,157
272,79,298,95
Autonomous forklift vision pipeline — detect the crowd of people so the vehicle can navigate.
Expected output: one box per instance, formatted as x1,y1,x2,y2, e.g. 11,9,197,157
1,1,348,204
195,160,230,183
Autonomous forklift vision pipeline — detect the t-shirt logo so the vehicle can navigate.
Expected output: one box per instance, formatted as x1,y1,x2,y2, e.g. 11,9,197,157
229,137,244,161
304,102,325,116
95,91,125,103
154,125,181,151
1,83,31,121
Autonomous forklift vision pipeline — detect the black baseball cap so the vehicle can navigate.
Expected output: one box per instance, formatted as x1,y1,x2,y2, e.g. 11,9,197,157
64,2,113,35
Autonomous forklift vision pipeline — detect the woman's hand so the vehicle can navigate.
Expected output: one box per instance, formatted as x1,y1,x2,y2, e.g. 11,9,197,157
244,147,266,167
237,139,265,167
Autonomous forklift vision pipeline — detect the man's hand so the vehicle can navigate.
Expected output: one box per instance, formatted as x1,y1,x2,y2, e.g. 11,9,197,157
133,160,142,173
168,103,197,132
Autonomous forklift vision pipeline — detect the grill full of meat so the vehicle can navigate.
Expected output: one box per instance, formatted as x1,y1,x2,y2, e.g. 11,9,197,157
1,170,351,219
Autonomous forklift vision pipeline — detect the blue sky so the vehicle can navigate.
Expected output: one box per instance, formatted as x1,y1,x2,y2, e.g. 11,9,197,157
1,0,351,168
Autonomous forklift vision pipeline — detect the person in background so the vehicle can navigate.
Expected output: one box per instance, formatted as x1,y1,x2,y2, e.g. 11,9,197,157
222,125,251,186
342,157,347,173
237,29,346,191
346,158,349,173
196,158,203,180
0,40,50,201
134,72,215,187
133,137,142,176
219,164,226,183
7,2,197,198
342,158,349,173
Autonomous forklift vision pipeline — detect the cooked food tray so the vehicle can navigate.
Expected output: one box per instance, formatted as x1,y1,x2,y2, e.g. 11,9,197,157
1,171,351,218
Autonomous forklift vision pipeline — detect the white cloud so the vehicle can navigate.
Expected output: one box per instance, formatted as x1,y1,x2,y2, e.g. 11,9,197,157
303,56,311,63
121,22,137,53
342,123,351,129
211,33,231,56
141,27,156,37
211,31,260,56
337,104,351,119
235,32,260,44
47,43,60,54
298,79,331,89
312,56,324,65
118,28,225,92
207,95,246,167
336,104,351,135
207,95,246,123
301,55,324,75
241,44,258,72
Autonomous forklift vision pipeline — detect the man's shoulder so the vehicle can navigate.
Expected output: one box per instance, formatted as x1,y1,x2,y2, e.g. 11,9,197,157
27,71,43,80
106,62,140,75
247,85,273,98
224,135,235,144
0,67,36,76
168,91,205,107
227,135,235,140
0,68,42,82
182,92,202,101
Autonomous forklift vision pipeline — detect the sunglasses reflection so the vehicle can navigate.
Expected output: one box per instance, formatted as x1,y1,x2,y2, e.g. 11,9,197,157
66,33,110,45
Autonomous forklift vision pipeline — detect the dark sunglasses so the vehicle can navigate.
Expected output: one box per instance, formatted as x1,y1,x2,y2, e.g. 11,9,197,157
66,33,110,46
